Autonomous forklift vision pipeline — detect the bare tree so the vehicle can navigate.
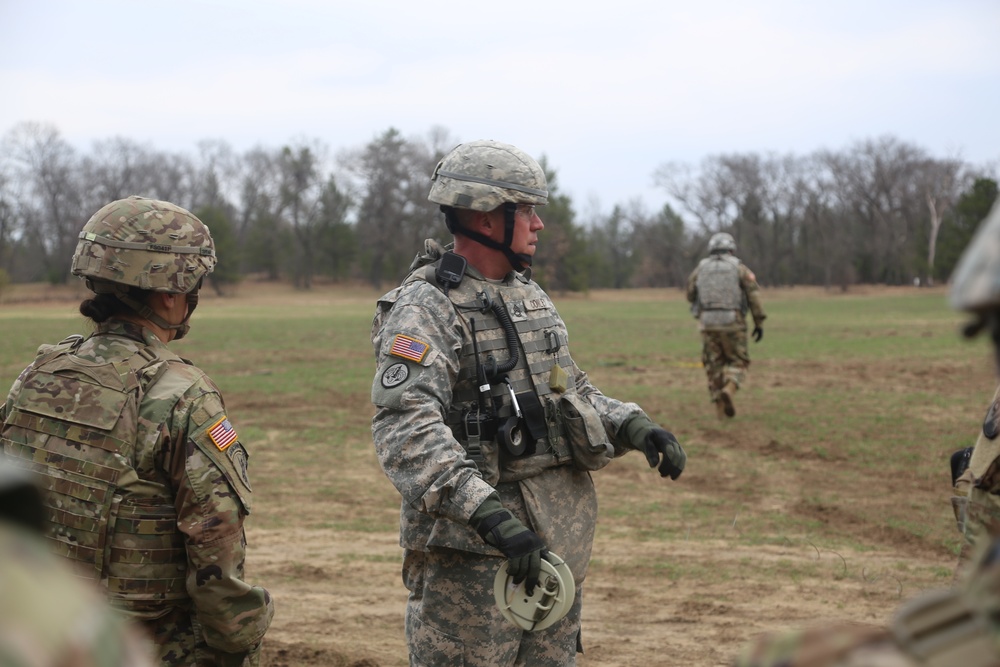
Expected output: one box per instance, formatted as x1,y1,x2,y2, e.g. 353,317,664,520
2,122,84,283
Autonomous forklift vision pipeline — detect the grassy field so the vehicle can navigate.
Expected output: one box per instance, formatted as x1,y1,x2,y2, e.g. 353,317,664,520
0,282,994,666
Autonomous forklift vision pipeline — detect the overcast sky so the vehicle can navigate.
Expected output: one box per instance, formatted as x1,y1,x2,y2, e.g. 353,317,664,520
2,0,998,214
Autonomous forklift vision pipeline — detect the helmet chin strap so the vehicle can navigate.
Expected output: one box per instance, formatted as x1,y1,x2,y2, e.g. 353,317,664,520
444,204,532,272
87,279,200,340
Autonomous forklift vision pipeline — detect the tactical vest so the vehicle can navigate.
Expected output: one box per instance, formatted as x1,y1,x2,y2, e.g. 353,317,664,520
0,334,189,613
408,262,580,484
695,254,744,328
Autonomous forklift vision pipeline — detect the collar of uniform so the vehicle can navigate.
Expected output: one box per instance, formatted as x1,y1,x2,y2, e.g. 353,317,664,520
96,319,162,347
462,263,531,285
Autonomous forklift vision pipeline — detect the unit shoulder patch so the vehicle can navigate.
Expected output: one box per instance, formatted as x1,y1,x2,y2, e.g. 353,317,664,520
382,362,409,388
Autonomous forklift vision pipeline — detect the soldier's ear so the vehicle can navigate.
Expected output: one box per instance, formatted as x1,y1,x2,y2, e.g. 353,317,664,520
473,210,496,234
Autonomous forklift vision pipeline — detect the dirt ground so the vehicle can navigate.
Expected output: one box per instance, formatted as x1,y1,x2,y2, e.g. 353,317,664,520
238,285,971,667
2,282,976,667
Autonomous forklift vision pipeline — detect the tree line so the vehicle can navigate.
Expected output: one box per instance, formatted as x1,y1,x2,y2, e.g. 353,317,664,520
1,121,996,294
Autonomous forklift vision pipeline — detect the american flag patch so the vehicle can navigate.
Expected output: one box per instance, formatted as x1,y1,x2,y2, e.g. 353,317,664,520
390,334,429,363
208,417,238,451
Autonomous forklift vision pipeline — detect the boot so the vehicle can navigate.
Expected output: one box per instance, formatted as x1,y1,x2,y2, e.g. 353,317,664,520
715,398,727,419
720,381,737,418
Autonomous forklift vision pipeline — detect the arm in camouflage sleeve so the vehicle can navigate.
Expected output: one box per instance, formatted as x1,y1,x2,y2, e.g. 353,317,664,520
686,266,699,305
1,364,34,425
169,381,274,655
739,263,766,326
371,284,496,524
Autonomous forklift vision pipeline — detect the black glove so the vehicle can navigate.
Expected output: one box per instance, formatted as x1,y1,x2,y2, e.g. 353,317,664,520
623,415,686,480
752,326,763,343
643,428,686,480
470,495,547,594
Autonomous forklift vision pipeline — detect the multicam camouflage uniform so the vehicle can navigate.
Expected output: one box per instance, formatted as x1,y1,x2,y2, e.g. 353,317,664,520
733,537,1000,667
0,197,273,667
732,194,1000,667
686,240,766,416
371,240,659,666
0,464,156,667
0,321,273,666
952,383,1000,574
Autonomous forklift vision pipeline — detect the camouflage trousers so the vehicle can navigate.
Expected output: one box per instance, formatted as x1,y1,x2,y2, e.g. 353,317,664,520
700,329,750,402
138,607,260,667
403,547,583,667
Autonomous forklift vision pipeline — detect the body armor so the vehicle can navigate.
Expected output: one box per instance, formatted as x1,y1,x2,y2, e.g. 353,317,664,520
407,260,581,484
1,334,189,613
695,254,744,328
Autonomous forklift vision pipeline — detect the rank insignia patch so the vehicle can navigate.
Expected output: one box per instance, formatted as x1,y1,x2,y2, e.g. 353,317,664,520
208,416,239,451
390,334,430,363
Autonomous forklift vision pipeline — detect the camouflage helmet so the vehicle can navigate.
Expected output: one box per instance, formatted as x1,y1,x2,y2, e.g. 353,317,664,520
428,140,548,211
708,232,736,254
71,196,216,294
950,199,1000,313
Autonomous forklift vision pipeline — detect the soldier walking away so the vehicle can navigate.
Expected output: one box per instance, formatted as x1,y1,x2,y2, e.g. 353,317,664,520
0,197,274,666
732,198,1000,667
686,232,767,418
370,140,687,666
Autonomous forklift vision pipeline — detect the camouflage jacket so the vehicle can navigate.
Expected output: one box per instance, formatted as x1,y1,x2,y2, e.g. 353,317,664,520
370,240,655,578
0,519,156,667
687,254,767,332
0,320,273,655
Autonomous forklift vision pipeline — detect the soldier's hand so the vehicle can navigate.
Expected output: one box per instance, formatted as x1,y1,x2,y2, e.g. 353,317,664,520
752,326,764,343
471,495,547,594
643,428,686,480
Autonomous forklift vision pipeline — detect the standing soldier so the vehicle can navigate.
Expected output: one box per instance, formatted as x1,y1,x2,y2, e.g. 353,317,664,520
686,232,767,418
732,199,1000,666
370,140,687,666
0,196,274,666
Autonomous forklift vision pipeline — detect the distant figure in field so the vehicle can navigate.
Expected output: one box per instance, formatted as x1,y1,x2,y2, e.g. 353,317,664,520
686,232,766,418
731,198,1000,667
0,196,273,666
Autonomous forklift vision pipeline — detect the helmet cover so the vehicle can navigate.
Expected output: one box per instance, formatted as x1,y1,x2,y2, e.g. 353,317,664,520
429,140,548,211
71,196,216,294
708,232,736,254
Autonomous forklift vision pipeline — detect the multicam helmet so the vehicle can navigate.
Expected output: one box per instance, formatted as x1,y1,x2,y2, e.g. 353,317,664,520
950,199,1000,314
71,196,216,294
428,140,548,211
708,232,736,254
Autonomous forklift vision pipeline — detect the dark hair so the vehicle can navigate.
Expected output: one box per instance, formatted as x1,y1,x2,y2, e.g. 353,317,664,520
78,288,150,323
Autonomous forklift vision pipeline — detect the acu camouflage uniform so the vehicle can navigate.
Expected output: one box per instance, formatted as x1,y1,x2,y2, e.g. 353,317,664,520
686,252,766,406
371,240,657,666
0,320,273,666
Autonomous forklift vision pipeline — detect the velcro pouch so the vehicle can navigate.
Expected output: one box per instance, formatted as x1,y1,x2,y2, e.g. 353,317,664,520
560,393,613,471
